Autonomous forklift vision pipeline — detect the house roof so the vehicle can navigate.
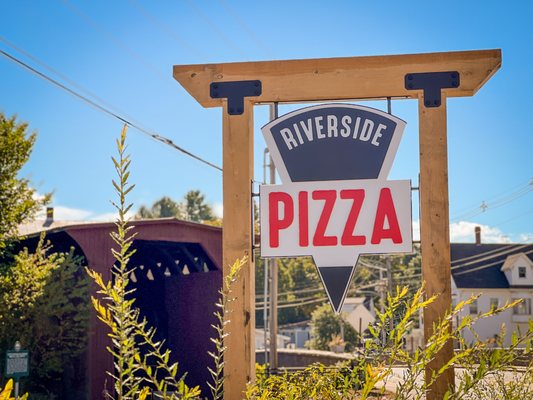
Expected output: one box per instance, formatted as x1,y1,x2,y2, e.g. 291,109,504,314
451,243,533,289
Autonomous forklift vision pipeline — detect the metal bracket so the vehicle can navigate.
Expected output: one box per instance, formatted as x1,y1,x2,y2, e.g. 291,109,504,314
210,80,262,115
405,71,460,108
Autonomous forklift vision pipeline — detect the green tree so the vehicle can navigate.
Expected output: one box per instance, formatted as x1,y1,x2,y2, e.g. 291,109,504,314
136,190,216,223
182,190,214,222
136,196,183,219
0,238,89,398
308,303,359,352
255,257,323,327
0,113,48,251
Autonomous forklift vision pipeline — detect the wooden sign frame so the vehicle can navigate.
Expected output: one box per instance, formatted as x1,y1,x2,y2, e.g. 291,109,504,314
173,49,501,400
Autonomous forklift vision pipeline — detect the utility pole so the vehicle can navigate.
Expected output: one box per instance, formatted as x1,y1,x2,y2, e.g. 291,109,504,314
386,257,394,333
268,103,278,371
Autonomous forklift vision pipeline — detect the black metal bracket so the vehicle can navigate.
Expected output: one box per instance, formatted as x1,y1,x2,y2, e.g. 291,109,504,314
405,71,460,108
210,80,262,115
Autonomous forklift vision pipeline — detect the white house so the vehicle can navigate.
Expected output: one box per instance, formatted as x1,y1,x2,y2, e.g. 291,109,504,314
255,328,291,350
451,240,533,347
341,297,375,335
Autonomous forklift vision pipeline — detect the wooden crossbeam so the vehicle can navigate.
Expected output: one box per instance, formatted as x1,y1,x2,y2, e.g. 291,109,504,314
174,49,500,106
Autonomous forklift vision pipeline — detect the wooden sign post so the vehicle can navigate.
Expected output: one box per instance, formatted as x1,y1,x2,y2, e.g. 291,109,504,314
174,50,501,399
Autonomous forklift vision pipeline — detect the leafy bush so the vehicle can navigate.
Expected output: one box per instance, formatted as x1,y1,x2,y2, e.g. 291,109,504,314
247,285,533,399
308,303,360,352
0,238,89,398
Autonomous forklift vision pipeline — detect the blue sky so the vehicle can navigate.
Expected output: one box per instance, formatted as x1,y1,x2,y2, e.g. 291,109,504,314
0,0,531,243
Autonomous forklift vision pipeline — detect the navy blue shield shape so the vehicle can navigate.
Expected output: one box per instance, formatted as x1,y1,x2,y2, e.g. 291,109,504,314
262,104,406,184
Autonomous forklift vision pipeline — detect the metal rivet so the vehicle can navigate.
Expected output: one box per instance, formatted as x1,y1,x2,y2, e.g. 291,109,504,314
452,81,458,87
408,83,414,89
213,84,218,89
434,100,439,106
407,75,413,81
254,82,259,87
254,90,260,95
425,100,430,106
212,91,218,97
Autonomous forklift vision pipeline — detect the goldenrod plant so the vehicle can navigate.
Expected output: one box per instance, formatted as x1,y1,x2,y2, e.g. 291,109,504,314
0,379,28,400
86,125,200,399
246,285,533,399
207,257,246,400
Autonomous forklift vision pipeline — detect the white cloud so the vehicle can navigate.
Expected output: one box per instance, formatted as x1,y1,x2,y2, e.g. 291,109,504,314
412,219,420,241
213,202,223,218
518,233,533,243
48,205,93,221
450,221,510,243
90,211,134,221
412,219,522,244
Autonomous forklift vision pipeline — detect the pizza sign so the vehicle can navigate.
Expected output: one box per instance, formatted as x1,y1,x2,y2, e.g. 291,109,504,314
260,104,413,313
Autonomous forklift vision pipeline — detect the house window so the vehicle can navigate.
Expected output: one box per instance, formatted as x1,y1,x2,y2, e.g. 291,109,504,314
512,298,532,315
489,298,499,311
469,299,478,314
518,266,527,278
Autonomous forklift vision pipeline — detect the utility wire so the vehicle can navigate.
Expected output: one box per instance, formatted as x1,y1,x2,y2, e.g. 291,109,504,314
0,47,223,172
60,0,167,81
451,244,531,270
0,35,146,131
217,0,274,57
453,249,533,277
451,179,532,222
127,0,207,59
183,0,247,58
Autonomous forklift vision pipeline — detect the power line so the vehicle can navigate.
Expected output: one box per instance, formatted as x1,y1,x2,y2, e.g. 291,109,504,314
217,0,274,57
451,244,531,270
60,0,167,81
127,0,207,60
0,35,146,131
183,0,247,58
453,249,533,277
0,47,223,172
451,178,532,222
451,178,532,216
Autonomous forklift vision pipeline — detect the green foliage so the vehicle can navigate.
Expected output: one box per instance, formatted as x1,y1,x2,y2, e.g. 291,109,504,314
183,189,215,222
137,196,182,219
0,237,89,398
248,285,533,399
0,113,49,251
246,361,363,400
135,190,216,223
255,257,322,327
207,257,246,400
86,125,200,399
308,303,360,352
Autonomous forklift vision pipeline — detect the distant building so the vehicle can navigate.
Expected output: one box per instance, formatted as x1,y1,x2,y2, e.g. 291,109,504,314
17,214,223,399
451,228,533,347
279,320,312,349
255,329,291,350
341,297,375,335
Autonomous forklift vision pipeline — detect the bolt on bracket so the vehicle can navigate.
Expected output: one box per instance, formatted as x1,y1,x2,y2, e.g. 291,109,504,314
405,71,460,108
210,80,262,115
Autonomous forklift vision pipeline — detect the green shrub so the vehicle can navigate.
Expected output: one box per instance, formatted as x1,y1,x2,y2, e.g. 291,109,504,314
247,285,533,399
0,238,89,398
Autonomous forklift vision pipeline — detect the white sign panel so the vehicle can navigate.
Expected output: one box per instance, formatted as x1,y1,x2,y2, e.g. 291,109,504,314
260,179,412,267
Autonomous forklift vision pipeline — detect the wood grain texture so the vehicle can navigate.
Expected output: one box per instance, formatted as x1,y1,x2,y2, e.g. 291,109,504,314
174,49,501,107
418,95,455,399
222,100,255,399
